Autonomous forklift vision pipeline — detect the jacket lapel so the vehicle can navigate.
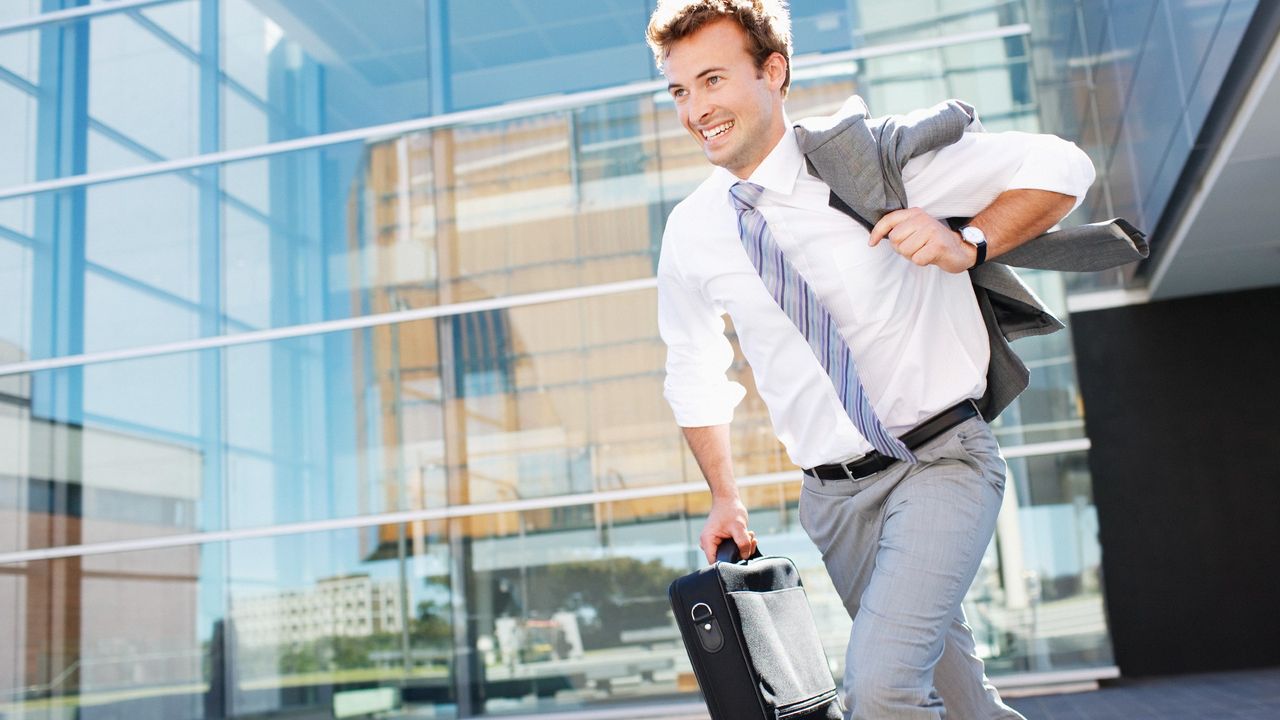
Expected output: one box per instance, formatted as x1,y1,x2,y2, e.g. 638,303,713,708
794,99,893,226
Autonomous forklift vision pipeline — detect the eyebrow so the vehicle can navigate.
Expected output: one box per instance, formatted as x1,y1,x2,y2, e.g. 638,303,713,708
667,66,729,91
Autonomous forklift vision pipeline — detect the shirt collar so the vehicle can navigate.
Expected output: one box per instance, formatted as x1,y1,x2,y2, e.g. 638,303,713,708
712,120,803,199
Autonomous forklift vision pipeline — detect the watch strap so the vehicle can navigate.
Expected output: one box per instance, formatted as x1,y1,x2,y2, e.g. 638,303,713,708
969,232,987,267
954,220,987,268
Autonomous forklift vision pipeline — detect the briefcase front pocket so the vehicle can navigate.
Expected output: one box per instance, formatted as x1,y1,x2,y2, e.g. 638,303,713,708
728,587,842,720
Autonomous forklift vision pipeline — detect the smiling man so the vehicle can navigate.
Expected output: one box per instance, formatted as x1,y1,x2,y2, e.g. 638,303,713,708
645,1,1124,719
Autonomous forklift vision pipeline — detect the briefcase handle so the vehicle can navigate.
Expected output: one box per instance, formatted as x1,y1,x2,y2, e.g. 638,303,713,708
715,540,764,564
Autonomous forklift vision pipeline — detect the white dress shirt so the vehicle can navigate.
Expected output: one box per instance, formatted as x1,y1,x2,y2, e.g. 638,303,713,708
658,124,1096,470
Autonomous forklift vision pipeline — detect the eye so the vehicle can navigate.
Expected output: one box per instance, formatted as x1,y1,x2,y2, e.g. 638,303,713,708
707,75,722,86
671,87,687,100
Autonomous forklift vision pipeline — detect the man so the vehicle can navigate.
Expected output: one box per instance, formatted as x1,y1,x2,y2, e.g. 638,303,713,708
646,1,1115,718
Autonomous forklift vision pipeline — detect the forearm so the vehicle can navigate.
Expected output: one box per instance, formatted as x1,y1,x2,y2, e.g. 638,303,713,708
682,424,738,500
967,188,1077,261
683,423,756,562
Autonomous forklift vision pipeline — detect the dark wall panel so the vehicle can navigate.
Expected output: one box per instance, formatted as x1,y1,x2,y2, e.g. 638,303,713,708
1070,285,1280,677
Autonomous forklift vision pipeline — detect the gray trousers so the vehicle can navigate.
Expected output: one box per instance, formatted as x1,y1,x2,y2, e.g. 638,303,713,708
798,416,1027,720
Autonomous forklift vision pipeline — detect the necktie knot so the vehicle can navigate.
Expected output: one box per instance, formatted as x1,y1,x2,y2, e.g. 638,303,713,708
729,181,765,212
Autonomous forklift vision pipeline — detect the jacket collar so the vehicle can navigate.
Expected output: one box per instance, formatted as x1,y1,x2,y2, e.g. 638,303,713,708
791,95,889,222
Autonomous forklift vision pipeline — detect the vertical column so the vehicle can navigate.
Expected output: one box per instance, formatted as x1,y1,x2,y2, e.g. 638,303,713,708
427,0,452,117
195,2,232,718
27,0,90,702
434,127,481,717
427,1,479,715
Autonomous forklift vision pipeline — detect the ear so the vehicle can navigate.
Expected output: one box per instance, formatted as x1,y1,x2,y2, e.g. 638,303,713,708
763,51,787,91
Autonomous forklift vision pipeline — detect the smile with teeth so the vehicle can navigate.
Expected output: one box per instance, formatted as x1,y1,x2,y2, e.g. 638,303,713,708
702,121,734,140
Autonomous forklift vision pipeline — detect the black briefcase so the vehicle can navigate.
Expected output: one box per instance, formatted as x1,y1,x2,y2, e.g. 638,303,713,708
669,543,843,720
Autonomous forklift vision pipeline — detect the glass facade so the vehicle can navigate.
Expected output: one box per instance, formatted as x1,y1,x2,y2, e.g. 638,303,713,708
0,1,1190,717
1028,0,1260,291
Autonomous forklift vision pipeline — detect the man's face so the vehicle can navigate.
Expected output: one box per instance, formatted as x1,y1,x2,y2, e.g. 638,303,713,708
663,18,787,179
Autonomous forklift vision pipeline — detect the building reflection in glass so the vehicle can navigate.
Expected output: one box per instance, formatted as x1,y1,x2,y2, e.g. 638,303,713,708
0,1,1124,716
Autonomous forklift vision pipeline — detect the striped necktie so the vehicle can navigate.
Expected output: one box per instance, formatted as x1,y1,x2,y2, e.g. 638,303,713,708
729,181,915,462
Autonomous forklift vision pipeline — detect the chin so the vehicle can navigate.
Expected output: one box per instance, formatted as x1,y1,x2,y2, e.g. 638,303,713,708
703,145,737,170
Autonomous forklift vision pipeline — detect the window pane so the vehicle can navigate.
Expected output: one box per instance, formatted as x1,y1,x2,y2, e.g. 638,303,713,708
445,0,652,110
991,271,1088,446
88,4,202,169
0,522,454,719
227,523,455,718
987,450,1111,673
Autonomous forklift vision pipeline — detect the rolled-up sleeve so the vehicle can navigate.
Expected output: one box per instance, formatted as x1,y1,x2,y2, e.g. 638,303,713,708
657,226,746,427
903,130,1097,217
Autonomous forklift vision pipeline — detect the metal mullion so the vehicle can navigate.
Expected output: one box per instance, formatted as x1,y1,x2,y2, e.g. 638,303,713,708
3,40,290,237
86,118,314,245
78,410,201,449
84,259,255,334
859,0,1022,42
0,64,41,95
0,277,658,378
0,470,793,564
0,59,314,244
120,6,307,137
0,24,1032,202
5,53,299,236
0,430,1094,567
0,223,35,246
0,0,178,36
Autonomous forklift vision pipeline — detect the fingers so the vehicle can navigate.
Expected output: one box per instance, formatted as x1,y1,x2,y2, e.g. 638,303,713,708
871,208,929,249
907,242,943,267
699,513,758,564
700,525,731,564
730,524,754,560
699,531,722,565
870,208,963,269
868,209,908,247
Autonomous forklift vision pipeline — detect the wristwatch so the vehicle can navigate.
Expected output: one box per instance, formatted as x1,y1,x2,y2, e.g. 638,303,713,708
959,225,988,268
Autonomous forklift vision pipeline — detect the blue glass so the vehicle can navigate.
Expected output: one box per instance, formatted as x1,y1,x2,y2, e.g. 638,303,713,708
87,2,204,170
220,0,429,142
1124,8,1188,205
0,1,41,26
1186,0,1259,134
445,0,652,110
0,58,37,191
791,0,855,54
0,230,32,365
0,0,434,187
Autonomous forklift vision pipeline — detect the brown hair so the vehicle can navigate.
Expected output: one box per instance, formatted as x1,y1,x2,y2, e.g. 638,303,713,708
646,0,793,96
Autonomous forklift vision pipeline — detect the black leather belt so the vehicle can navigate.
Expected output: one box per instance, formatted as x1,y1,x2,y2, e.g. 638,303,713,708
804,399,980,482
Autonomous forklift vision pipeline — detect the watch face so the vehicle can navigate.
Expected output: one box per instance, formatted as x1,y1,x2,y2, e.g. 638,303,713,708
961,226,986,245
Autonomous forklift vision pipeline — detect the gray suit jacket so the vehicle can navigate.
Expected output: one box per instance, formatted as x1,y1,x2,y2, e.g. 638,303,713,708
794,96,1149,420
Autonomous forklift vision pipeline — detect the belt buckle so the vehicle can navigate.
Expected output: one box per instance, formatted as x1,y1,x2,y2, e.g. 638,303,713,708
841,455,869,481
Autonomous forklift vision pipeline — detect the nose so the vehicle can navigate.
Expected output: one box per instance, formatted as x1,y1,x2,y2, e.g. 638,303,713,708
689,91,713,127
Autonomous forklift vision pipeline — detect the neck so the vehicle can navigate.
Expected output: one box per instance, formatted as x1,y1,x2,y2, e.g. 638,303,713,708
732,121,788,180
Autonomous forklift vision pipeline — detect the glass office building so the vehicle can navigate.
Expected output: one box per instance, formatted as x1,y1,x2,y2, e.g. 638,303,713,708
0,0,1257,717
